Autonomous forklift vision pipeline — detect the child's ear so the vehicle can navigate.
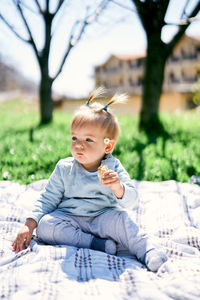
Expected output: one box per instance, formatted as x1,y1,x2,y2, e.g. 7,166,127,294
105,140,116,153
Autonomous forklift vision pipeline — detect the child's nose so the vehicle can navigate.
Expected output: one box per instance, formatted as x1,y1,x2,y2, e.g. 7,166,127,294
75,140,84,149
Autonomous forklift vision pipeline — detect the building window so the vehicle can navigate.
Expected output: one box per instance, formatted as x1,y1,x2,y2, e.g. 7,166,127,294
119,61,123,68
180,48,197,60
169,72,180,83
128,78,135,87
128,61,136,69
181,70,186,80
171,55,180,62
138,77,143,86
137,60,143,67
119,78,123,86
103,82,108,88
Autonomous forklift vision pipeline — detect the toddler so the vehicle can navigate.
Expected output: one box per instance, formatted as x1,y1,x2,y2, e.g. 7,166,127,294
12,88,167,272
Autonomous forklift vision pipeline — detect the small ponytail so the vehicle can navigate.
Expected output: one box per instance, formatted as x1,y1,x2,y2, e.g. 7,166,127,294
86,86,105,106
103,93,128,111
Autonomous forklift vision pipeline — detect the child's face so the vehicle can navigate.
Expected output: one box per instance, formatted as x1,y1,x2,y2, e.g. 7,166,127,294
71,124,111,171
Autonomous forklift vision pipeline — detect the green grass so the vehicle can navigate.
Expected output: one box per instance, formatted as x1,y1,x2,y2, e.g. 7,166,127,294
0,99,200,184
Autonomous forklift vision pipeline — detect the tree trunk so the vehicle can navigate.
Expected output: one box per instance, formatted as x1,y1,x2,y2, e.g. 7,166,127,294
39,67,53,124
139,36,167,134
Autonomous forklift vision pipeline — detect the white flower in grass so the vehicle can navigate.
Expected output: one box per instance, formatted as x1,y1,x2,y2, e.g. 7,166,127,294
3,171,10,179
32,154,37,160
10,148,14,155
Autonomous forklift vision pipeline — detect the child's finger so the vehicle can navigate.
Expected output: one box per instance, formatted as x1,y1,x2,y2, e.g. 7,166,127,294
14,236,25,252
102,169,114,175
103,180,117,186
103,173,118,181
25,237,31,248
102,174,116,181
12,242,16,252
12,238,18,251
102,171,116,179
102,175,118,185
12,241,18,252
16,241,24,253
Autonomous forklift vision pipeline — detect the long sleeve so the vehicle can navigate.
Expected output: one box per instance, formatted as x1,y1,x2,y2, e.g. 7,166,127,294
114,159,138,210
28,161,64,224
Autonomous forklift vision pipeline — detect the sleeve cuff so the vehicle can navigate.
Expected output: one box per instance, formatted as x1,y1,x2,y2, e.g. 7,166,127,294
117,184,138,210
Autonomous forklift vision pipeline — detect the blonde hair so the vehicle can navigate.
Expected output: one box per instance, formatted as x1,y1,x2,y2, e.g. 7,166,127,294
71,87,127,141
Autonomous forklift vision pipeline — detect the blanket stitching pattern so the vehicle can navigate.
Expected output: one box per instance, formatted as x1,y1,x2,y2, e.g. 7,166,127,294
0,180,200,299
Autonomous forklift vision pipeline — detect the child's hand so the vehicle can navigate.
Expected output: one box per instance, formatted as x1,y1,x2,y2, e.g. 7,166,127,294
12,218,37,253
101,170,124,199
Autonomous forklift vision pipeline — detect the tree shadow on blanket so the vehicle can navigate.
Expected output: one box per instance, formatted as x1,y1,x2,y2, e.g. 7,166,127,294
30,236,144,282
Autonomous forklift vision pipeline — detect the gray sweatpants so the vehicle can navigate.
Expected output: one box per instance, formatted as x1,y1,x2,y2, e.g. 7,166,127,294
36,209,154,261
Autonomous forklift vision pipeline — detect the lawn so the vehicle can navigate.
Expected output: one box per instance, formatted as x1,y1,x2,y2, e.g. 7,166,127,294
0,98,200,184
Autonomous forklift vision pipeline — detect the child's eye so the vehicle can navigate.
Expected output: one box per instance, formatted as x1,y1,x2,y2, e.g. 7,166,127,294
72,136,77,141
86,138,93,142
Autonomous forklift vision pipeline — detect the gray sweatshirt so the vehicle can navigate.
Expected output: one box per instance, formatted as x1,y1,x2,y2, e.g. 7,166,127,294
29,154,138,224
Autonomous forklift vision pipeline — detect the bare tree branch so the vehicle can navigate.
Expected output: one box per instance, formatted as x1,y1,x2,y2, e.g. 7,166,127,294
54,0,65,15
46,0,50,12
109,0,137,13
0,13,30,43
19,1,39,15
95,0,110,16
129,0,146,30
165,15,200,26
35,0,43,14
181,0,190,18
85,0,110,26
167,1,200,56
53,0,110,80
15,1,40,60
53,20,79,80
159,0,171,21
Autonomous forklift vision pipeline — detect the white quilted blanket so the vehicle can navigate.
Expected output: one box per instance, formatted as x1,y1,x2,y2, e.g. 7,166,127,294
0,180,200,300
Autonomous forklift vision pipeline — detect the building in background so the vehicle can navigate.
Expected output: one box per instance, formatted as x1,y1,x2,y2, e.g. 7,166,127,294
0,59,38,101
95,35,200,112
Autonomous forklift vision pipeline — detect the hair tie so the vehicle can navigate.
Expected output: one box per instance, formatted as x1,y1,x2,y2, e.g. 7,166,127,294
86,101,89,106
103,104,108,111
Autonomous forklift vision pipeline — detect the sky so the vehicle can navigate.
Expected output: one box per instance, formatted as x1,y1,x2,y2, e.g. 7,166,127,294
0,0,200,98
